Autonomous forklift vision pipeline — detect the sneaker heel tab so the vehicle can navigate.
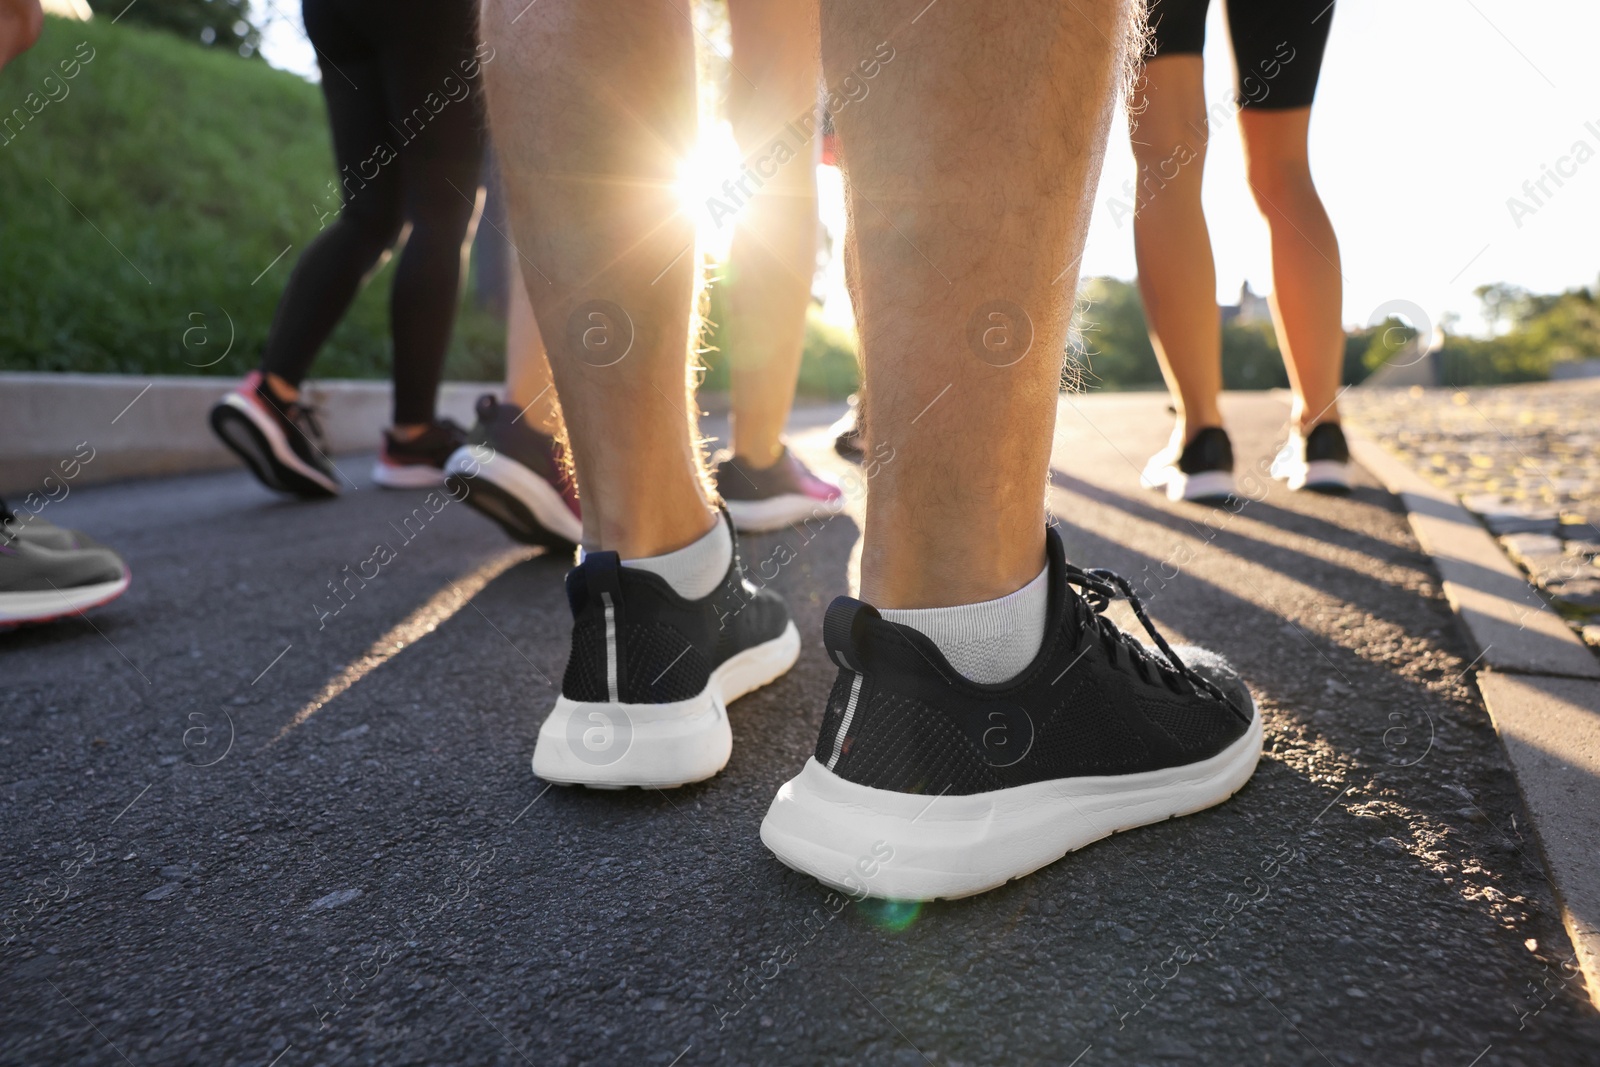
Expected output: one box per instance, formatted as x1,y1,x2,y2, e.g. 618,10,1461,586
1044,522,1068,569
567,550,624,616
823,596,878,672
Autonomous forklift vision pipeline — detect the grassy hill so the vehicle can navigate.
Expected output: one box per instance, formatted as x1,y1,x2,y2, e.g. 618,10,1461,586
0,14,503,381
0,15,861,399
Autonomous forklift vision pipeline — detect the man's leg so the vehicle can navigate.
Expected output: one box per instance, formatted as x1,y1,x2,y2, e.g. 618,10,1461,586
482,0,710,559
504,260,562,438
723,0,821,468
762,0,1262,902
828,0,1130,609
484,0,798,790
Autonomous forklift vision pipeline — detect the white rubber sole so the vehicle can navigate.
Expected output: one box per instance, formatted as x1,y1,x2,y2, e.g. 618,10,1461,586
445,447,583,545
0,572,131,625
1277,458,1351,493
760,698,1263,901
532,621,801,788
724,493,846,534
1166,469,1235,502
371,460,447,489
212,392,341,496
1142,464,1235,502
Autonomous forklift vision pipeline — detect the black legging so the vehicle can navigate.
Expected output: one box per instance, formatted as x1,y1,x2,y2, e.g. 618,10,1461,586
260,0,487,425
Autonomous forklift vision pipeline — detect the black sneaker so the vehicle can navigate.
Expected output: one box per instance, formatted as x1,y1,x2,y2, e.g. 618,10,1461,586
1140,426,1236,502
712,445,845,534
444,395,581,549
0,521,130,627
830,394,865,462
372,419,468,490
531,511,800,788
209,371,342,498
1271,422,1351,493
760,525,1261,900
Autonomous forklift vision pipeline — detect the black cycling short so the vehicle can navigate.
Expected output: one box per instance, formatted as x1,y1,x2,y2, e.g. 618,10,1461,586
1146,0,1333,111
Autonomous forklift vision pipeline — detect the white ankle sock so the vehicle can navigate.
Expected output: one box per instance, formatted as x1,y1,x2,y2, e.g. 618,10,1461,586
619,517,732,601
880,564,1050,684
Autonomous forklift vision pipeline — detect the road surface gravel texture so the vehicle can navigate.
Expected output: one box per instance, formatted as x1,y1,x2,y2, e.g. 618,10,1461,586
3,392,1598,1066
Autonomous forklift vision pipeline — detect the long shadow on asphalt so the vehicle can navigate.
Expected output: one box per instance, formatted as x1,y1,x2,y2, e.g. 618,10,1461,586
1047,468,1548,652
9,469,1600,1064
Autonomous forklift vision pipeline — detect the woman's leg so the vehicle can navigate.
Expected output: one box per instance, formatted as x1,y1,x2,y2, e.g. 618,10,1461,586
722,0,821,468
1238,106,1343,430
259,3,403,402
381,1,487,433
1129,54,1222,442
386,152,484,432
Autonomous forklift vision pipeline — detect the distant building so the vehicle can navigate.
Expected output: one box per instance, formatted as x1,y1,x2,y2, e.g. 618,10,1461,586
1219,281,1271,326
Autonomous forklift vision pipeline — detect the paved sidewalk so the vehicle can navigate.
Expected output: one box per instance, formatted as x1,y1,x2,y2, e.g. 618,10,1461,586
3,392,1599,1066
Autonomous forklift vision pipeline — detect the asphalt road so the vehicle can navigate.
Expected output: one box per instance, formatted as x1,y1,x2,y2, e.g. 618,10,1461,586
4,392,1599,1066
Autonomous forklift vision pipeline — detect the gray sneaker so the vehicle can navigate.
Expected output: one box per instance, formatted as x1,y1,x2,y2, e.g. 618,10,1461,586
0,509,129,627
1,502,107,553
443,394,582,550
712,445,846,533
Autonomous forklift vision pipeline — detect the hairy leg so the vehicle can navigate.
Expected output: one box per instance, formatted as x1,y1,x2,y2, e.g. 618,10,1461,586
1130,54,1222,441
824,0,1133,607
503,259,562,438
723,0,821,467
482,0,710,556
1239,106,1343,430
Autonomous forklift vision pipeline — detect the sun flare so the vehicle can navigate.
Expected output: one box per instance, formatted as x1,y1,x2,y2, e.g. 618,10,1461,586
674,121,746,261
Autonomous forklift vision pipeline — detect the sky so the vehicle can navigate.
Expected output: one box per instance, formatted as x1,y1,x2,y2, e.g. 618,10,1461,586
258,0,1598,338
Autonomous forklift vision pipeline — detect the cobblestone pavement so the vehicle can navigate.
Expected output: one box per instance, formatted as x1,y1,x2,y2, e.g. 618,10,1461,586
1344,380,1600,650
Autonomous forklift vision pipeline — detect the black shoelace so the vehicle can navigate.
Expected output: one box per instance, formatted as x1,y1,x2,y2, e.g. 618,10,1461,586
287,400,329,448
1063,563,1234,708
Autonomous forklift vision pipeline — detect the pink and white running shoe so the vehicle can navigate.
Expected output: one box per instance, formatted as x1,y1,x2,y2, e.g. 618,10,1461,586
712,445,846,533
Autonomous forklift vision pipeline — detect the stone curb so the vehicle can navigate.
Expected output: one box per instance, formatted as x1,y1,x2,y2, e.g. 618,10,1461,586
1348,424,1600,1009
0,372,496,496
0,372,743,497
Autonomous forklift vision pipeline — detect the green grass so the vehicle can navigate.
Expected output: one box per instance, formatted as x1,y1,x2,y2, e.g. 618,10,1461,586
0,15,861,398
698,272,860,400
0,15,499,382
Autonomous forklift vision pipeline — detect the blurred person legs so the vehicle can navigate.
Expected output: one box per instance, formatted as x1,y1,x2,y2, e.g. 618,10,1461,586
757,0,1260,900
209,0,487,497
0,0,41,71
0,498,129,627
483,0,798,788
1132,0,1347,497
446,260,583,550
0,6,128,628
828,392,865,461
709,0,844,533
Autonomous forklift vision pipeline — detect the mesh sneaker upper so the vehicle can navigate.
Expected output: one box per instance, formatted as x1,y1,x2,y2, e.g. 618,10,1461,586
811,528,1253,796
560,513,790,704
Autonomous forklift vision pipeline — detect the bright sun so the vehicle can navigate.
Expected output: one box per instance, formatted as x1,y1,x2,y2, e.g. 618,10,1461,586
674,121,745,260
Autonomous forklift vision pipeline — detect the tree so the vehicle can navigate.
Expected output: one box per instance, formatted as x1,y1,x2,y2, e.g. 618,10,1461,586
105,0,263,58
